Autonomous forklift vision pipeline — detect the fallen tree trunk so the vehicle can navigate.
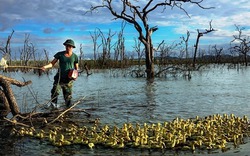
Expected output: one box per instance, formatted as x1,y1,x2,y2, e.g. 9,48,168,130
0,74,32,118
0,75,95,146
0,75,32,87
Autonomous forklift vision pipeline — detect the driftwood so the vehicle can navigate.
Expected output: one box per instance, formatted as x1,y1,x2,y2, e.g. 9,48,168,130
0,74,32,118
1,94,93,129
46,97,90,126
0,75,94,140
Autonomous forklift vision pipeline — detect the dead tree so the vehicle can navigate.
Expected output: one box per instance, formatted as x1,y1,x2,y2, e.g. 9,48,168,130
98,28,116,66
0,75,32,118
133,37,144,67
89,28,101,61
79,44,92,76
193,20,216,68
230,25,250,66
114,21,126,66
43,49,49,63
88,0,213,80
156,40,176,66
20,34,34,66
79,43,84,65
212,45,223,64
0,30,14,65
181,30,190,62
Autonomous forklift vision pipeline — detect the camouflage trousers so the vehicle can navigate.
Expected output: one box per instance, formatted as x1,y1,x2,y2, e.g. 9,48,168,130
51,73,73,107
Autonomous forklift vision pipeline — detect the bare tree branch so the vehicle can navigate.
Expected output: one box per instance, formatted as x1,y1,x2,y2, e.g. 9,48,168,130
230,24,250,66
86,0,214,79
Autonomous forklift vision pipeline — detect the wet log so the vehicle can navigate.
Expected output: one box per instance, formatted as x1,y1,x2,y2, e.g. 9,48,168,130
0,75,32,87
0,74,32,118
0,89,10,117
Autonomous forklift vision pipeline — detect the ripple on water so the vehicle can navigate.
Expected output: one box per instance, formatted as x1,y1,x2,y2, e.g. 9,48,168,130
1,65,250,155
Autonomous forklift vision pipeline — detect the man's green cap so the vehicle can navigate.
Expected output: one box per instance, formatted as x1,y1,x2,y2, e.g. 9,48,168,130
63,39,76,48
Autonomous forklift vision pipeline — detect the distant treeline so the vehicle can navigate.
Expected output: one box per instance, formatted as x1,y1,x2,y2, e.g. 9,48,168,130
5,54,249,71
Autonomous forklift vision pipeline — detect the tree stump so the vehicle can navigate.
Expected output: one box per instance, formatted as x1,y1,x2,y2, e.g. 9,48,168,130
0,75,32,118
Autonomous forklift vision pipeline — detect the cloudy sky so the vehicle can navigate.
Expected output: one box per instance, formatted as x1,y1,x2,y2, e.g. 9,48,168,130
0,0,250,59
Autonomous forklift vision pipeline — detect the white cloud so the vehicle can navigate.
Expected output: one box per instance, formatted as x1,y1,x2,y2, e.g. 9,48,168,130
0,0,249,54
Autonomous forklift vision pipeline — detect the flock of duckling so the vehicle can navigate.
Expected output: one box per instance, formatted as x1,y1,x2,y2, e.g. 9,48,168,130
11,114,249,152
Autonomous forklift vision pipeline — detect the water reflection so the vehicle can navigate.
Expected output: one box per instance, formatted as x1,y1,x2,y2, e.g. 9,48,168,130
143,80,157,122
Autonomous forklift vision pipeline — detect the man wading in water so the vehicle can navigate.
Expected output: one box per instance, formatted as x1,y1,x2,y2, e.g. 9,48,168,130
41,39,79,108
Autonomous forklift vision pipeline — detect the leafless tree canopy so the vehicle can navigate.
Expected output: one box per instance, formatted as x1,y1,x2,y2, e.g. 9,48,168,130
87,0,213,79
230,25,250,66
0,30,14,64
193,20,216,67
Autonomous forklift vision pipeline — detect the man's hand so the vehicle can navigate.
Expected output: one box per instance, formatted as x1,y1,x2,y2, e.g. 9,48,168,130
40,66,46,71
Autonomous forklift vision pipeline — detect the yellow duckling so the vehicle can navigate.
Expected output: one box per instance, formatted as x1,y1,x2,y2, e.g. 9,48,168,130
91,125,97,132
88,142,95,149
111,137,119,147
26,128,33,135
122,131,131,142
196,139,203,147
122,123,128,132
195,115,199,120
171,136,177,148
89,132,101,144
154,133,160,142
113,125,119,136
10,128,18,136
136,123,141,130
155,123,162,132
242,115,248,123
81,137,89,145
105,136,116,147
102,125,109,133
69,135,75,142
53,126,62,132
182,145,191,150
173,117,179,124
19,127,25,136
163,121,169,127
217,139,227,149
166,132,174,141
60,134,71,146
27,128,34,136
112,138,125,149
74,136,85,144
179,133,187,144
49,133,56,143
151,140,166,149
53,140,63,147
233,134,239,146
22,128,29,136
35,130,45,139
132,136,140,147
143,123,148,129
127,123,134,133
148,140,157,148
65,127,74,132
205,140,215,150
160,141,166,149
79,126,88,134
50,129,57,135
142,134,148,145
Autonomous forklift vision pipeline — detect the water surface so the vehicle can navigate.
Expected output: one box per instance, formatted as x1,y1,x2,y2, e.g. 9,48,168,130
1,64,250,155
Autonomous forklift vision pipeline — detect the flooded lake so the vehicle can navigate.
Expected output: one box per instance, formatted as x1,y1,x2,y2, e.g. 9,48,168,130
1,64,250,155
